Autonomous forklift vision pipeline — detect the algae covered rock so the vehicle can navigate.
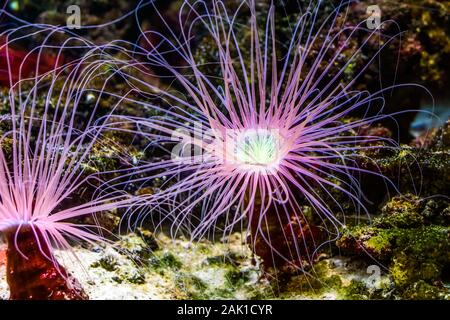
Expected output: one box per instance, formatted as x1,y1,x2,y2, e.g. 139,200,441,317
337,195,450,299
359,121,450,206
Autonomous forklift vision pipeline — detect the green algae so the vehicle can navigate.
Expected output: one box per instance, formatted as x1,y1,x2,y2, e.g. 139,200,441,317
174,273,209,299
91,253,119,272
337,194,450,299
149,252,183,272
403,280,444,300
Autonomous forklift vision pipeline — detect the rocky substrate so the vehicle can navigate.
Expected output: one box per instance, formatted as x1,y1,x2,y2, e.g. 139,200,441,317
0,231,398,300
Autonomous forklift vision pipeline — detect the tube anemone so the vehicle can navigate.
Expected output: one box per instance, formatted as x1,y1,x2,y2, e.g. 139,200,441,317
0,28,135,299
84,0,422,271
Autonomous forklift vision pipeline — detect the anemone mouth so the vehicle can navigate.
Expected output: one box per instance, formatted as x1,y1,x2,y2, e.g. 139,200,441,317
225,128,286,173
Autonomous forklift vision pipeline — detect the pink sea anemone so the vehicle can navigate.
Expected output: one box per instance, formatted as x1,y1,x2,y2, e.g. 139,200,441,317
84,0,424,270
0,28,135,299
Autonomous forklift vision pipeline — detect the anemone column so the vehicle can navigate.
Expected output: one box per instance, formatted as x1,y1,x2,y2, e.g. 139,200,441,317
4,226,88,300
247,188,326,271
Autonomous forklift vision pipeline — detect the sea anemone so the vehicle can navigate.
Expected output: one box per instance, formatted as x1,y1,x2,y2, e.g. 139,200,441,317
87,0,422,272
0,29,134,299
81,0,421,271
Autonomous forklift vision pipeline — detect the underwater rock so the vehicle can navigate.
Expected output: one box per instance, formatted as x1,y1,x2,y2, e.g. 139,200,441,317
412,119,450,149
357,121,450,204
119,231,157,265
49,232,271,299
0,36,64,87
402,280,443,300
4,227,444,300
0,246,5,267
91,250,120,272
376,195,425,229
277,256,396,300
337,195,450,299
4,226,88,300
16,0,140,44
321,1,449,140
